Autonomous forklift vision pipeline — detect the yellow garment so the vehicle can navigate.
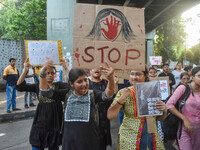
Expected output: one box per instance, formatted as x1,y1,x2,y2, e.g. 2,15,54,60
112,86,165,150
3,65,18,75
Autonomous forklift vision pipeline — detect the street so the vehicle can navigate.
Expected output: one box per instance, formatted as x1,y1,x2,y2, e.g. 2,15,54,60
0,118,119,150
0,117,175,150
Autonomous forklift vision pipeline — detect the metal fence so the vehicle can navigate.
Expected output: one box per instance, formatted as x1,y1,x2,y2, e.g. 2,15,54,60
0,39,25,91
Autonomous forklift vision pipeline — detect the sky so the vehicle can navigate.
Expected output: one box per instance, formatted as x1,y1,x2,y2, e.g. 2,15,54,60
182,4,200,48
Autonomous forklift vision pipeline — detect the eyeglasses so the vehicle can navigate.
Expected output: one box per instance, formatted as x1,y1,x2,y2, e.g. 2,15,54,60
195,75,200,78
130,72,144,77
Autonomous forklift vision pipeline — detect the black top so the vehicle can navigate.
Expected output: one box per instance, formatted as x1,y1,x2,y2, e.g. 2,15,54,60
16,81,70,148
42,87,113,150
88,78,112,149
158,72,175,94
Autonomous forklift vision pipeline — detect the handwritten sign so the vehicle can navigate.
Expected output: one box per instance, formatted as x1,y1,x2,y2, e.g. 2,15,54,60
150,77,170,101
135,81,163,117
25,40,63,66
73,4,145,72
150,56,162,65
169,61,177,69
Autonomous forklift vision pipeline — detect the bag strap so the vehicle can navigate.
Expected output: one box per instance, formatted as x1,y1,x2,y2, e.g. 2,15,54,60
178,84,191,139
179,84,190,112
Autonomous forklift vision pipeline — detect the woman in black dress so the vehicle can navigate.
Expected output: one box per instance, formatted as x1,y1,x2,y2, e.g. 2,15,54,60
39,61,115,150
17,58,70,150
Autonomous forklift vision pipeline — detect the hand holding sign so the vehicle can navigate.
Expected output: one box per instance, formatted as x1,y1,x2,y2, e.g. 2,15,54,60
24,58,31,71
155,101,166,112
100,61,114,80
41,57,54,74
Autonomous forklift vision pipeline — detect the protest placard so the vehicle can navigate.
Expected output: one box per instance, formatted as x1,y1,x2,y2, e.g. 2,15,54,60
150,56,162,65
169,61,177,69
150,77,170,101
135,81,163,117
72,3,145,74
25,40,63,66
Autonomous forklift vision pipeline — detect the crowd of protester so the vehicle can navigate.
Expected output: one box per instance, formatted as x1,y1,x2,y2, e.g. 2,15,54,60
1,57,200,150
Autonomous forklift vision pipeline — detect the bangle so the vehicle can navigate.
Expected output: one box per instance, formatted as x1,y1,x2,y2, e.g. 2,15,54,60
40,72,46,78
117,101,123,105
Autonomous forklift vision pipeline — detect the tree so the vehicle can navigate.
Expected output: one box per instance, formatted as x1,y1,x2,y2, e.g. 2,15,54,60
0,0,46,40
154,16,186,63
178,49,194,64
190,44,200,65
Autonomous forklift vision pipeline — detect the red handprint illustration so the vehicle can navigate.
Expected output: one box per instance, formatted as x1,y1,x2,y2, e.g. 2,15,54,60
101,15,120,41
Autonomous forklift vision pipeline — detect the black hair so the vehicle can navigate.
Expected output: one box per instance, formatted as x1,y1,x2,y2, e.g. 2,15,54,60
191,67,200,77
88,8,136,43
46,66,56,72
162,63,169,68
9,58,16,62
184,66,193,72
180,72,190,79
143,67,149,81
69,69,87,84
148,67,157,72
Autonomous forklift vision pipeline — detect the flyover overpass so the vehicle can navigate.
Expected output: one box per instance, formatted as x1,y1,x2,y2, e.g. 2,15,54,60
47,0,200,60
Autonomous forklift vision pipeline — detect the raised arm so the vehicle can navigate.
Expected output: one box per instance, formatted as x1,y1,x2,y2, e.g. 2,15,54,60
107,88,130,120
39,57,54,90
100,62,114,98
114,76,119,94
17,58,31,85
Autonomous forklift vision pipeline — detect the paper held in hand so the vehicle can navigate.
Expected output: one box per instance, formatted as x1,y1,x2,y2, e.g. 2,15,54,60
135,81,163,117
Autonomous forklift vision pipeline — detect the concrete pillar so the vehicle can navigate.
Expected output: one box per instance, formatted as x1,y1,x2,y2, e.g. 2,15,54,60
146,30,156,64
47,0,76,55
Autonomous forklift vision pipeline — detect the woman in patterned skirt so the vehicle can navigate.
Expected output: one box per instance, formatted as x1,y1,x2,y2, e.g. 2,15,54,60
107,69,167,150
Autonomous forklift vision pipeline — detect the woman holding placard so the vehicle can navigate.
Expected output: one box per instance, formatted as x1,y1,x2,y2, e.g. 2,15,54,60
39,59,115,150
16,58,70,150
107,69,167,150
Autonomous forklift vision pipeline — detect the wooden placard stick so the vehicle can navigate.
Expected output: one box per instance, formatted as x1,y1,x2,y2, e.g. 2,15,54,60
146,116,155,134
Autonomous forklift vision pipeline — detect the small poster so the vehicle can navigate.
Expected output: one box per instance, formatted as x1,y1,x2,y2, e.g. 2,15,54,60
25,40,63,66
169,61,177,69
135,81,163,117
150,77,170,101
150,56,162,65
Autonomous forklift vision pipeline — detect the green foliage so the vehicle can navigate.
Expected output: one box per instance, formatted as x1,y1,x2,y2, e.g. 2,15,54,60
154,16,186,63
190,44,200,64
0,0,46,40
178,49,194,63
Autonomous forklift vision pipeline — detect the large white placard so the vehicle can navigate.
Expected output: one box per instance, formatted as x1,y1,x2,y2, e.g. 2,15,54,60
26,40,62,66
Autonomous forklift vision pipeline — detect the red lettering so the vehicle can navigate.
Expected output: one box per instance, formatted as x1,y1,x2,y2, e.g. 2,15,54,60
97,46,109,63
82,46,94,63
125,49,141,65
108,48,121,63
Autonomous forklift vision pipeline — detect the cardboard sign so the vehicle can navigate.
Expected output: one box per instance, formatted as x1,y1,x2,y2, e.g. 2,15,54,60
150,56,162,65
135,81,163,117
150,77,170,101
25,40,63,66
169,61,177,69
73,3,145,72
